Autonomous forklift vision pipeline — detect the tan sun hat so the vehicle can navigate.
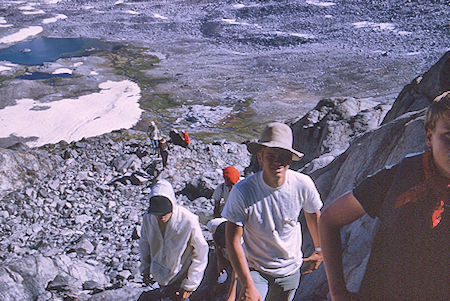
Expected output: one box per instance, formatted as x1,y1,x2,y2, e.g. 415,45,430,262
247,122,304,161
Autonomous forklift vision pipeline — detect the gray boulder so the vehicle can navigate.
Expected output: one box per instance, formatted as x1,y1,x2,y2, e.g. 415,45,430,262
0,148,58,198
0,254,109,301
382,50,449,124
290,97,390,171
294,51,449,300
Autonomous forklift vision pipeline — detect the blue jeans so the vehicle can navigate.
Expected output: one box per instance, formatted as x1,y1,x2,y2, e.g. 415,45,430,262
249,269,300,301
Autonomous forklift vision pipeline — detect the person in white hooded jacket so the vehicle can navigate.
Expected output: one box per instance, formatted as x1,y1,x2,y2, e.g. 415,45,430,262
139,179,209,300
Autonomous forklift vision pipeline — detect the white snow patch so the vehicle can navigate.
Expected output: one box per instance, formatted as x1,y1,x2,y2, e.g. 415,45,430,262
53,68,72,74
288,32,315,39
0,80,143,147
306,0,336,7
73,62,83,67
126,10,140,15
352,21,413,36
43,0,61,3
406,51,421,56
42,14,67,24
0,25,13,28
0,17,7,24
274,31,315,39
23,9,45,15
352,21,395,31
18,4,35,10
153,13,168,20
0,62,16,72
114,0,124,4
233,4,245,9
0,26,43,44
397,30,412,36
222,18,249,26
325,14,333,19
222,18,261,28
0,66,12,72
90,71,99,75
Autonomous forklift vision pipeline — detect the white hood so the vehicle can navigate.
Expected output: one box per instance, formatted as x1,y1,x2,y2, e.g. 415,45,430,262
149,179,177,208
139,179,208,291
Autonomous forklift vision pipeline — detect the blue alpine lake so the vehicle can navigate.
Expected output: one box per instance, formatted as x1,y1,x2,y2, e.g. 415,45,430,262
0,37,117,65
16,72,72,80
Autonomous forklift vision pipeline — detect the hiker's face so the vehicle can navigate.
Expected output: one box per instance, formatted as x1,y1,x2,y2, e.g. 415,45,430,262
157,212,173,223
224,178,234,187
426,111,450,179
258,147,291,187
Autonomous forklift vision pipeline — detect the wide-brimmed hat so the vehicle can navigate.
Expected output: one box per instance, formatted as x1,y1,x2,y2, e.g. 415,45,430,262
247,122,304,161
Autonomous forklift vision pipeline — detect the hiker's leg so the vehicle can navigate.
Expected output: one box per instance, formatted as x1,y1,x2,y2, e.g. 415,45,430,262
266,269,301,301
249,270,270,300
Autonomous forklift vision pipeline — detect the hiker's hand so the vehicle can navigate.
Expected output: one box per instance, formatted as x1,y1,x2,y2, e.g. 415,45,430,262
175,289,192,300
238,283,262,301
142,272,151,286
301,250,323,275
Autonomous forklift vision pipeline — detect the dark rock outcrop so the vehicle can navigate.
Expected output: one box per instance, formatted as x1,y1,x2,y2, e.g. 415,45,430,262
382,51,449,124
296,52,449,300
290,97,390,172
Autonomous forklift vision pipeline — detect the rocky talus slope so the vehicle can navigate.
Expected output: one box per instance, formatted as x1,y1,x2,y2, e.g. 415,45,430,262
0,51,448,300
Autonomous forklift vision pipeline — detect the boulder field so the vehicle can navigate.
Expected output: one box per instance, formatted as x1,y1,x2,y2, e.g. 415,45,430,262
0,51,448,300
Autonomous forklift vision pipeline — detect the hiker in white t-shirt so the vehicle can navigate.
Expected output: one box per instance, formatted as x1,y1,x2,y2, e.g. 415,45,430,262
222,122,323,301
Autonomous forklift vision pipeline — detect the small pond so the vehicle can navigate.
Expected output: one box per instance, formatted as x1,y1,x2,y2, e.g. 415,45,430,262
16,72,72,80
0,37,118,65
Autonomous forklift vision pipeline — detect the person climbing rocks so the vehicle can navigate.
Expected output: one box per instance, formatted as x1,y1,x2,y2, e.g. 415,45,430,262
148,121,160,152
158,137,169,169
138,179,209,301
211,166,242,218
222,122,323,301
319,92,450,301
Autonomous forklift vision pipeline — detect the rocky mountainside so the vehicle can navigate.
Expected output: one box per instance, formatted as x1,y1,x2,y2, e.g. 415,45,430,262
0,51,448,300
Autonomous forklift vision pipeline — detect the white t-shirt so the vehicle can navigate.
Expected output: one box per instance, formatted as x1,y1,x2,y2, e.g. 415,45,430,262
222,169,322,277
212,183,231,206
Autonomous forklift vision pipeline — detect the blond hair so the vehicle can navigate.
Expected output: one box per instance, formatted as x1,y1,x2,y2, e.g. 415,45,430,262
424,91,450,131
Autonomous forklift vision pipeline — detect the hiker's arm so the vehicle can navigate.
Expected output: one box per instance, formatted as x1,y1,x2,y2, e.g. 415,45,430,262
139,216,152,285
180,223,209,292
302,210,322,274
225,270,238,301
319,192,366,301
225,221,261,301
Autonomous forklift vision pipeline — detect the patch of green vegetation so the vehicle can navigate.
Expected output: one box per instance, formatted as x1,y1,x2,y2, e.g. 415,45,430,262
108,130,147,142
193,98,262,143
0,75,11,87
42,77,64,86
94,45,187,112
221,98,261,139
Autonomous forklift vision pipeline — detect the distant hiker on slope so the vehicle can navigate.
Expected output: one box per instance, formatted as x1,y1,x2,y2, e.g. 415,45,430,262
148,121,160,152
169,129,190,148
158,137,169,169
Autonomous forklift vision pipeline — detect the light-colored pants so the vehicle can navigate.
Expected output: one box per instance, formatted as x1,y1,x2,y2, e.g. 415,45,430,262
249,269,300,301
